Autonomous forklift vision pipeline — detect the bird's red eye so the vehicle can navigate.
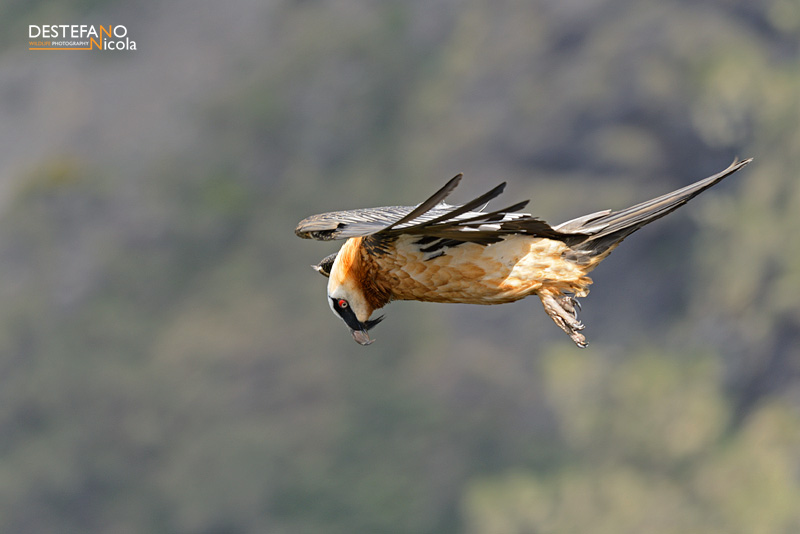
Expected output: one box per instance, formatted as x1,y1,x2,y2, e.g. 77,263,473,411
338,299,348,308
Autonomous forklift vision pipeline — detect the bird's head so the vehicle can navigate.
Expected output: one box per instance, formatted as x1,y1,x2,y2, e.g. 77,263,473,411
325,240,384,345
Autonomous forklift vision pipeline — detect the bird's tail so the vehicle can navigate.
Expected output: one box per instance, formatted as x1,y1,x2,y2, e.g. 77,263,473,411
555,158,752,266
538,158,752,348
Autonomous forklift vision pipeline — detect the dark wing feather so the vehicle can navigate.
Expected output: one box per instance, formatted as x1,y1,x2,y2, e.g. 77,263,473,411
383,174,463,231
403,182,507,228
556,157,753,257
295,174,462,241
295,204,419,241
295,175,561,244
297,158,753,257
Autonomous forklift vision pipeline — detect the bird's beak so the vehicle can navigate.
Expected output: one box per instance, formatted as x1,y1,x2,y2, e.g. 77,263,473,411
349,315,385,346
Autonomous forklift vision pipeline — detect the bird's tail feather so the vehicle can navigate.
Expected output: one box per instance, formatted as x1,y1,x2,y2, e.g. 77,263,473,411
557,158,752,263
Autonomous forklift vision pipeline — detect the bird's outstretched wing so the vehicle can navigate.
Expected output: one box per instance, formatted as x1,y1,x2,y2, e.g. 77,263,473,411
295,174,561,245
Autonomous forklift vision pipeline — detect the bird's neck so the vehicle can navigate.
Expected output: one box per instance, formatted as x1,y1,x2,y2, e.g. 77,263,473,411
337,237,391,313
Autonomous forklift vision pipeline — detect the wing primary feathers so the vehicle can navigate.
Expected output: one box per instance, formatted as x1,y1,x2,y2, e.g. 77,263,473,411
381,185,561,245
296,174,548,243
403,182,507,228
294,174,464,241
433,200,530,228
383,174,463,231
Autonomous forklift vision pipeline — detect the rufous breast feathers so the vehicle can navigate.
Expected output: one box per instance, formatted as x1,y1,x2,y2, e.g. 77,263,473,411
369,235,592,305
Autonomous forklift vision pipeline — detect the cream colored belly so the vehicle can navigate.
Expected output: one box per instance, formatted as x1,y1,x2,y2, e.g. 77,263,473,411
382,235,592,304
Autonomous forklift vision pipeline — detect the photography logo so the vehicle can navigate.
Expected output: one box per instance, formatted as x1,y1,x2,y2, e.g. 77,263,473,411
29,24,136,51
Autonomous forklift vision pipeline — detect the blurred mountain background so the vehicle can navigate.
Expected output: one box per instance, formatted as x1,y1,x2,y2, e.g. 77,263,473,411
0,0,798,532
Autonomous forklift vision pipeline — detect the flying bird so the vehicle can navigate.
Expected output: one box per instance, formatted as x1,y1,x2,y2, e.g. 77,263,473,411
296,158,752,347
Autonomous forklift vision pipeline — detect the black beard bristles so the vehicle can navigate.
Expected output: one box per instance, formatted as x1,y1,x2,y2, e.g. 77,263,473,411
365,315,385,331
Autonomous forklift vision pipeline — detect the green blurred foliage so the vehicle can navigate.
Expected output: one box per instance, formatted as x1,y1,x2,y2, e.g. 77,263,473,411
464,348,800,534
0,0,798,533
